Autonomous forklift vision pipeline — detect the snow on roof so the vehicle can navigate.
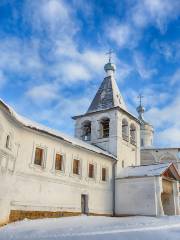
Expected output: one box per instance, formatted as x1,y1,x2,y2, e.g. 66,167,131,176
141,147,180,151
116,163,173,179
0,99,116,160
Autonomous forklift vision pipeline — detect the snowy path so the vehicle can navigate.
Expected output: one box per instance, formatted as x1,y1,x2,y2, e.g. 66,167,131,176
0,215,180,240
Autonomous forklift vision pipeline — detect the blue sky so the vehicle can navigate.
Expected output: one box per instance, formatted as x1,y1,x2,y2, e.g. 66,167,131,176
0,0,179,147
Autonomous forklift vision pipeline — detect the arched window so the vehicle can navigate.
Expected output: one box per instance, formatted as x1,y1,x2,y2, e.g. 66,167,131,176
130,123,136,146
6,135,11,149
122,119,129,141
100,118,110,138
82,121,91,141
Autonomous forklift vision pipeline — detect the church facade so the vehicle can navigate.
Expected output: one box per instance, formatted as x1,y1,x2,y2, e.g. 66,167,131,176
0,60,179,226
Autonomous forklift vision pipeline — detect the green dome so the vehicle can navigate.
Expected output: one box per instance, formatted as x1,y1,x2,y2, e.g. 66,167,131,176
104,62,116,72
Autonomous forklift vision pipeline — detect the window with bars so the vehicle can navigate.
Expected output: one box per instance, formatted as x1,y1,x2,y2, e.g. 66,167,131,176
88,163,94,178
102,167,107,181
34,147,43,166
55,153,63,171
73,159,80,175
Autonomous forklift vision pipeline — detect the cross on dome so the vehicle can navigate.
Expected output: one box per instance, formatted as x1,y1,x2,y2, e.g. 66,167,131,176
137,94,144,106
106,49,114,63
137,93,145,120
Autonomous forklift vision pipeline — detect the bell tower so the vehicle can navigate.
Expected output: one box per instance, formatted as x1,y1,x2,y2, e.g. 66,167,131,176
72,53,140,172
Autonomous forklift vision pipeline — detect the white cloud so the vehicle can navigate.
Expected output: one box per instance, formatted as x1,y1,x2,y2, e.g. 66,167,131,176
108,23,139,49
170,69,180,86
133,52,157,79
26,84,59,104
0,38,43,87
109,0,180,48
24,0,78,38
156,127,180,147
132,0,180,33
41,0,69,23
144,94,180,146
62,62,91,82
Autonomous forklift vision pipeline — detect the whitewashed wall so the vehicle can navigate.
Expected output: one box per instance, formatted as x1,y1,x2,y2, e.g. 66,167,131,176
0,108,113,224
115,177,158,216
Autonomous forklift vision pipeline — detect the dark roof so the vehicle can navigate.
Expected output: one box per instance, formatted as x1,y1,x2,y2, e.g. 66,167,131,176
87,75,127,113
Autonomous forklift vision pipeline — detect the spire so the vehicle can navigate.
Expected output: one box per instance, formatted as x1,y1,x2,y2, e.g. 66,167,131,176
87,52,127,113
136,94,145,120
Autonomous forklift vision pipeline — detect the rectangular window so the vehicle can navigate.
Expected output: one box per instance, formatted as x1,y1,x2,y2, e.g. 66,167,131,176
102,167,107,181
55,153,63,171
73,159,80,175
34,147,43,166
88,163,94,178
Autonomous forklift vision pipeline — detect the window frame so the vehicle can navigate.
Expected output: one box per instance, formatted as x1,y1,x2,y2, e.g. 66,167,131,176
34,147,44,166
30,143,47,169
55,153,64,172
70,155,82,178
101,166,109,183
51,150,66,175
88,163,95,179
72,159,81,175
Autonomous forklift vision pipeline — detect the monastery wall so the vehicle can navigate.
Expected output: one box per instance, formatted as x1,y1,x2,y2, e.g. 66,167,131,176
0,108,113,225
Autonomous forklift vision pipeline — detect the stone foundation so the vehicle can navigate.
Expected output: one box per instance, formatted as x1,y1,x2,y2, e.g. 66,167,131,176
9,210,81,223
0,210,113,225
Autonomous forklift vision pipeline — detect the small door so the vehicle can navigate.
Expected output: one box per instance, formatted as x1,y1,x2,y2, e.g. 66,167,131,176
81,194,88,214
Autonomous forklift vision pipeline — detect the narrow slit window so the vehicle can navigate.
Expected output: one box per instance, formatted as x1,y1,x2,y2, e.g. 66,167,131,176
6,135,11,149
102,167,107,181
34,147,43,166
55,154,63,171
73,159,80,175
88,163,94,178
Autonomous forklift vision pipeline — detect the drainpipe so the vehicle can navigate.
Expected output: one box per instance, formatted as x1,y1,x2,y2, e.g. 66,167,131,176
112,159,117,217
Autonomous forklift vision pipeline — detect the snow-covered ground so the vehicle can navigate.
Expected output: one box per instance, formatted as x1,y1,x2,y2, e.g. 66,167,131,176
1,215,180,240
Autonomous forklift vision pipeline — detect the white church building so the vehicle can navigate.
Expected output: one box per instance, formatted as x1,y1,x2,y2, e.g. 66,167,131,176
0,59,179,226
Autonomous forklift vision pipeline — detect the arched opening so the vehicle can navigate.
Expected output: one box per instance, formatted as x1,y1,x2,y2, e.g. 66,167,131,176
100,118,110,138
130,123,136,146
122,119,129,141
82,121,91,141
